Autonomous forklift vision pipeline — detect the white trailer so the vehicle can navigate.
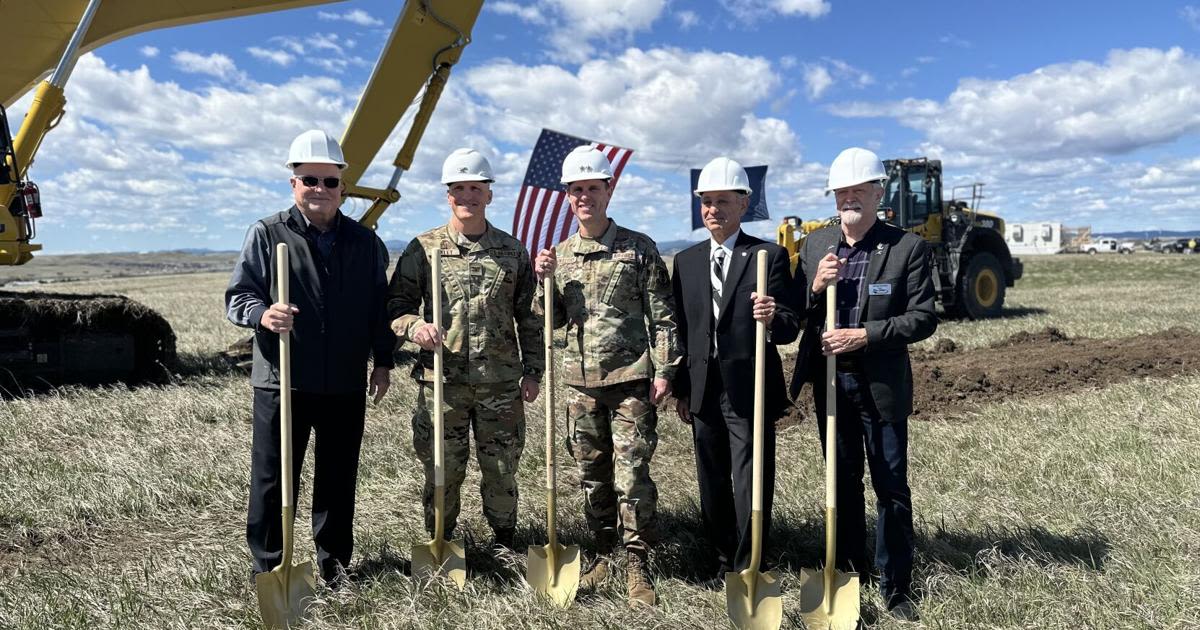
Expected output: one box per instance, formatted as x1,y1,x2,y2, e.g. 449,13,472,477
1006,222,1064,255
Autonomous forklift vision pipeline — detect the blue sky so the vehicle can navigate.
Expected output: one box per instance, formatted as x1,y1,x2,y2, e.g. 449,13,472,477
8,0,1200,253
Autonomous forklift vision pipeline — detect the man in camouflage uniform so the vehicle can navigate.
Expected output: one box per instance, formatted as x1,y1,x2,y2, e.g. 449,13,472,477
388,148,542,549
533,146,680,607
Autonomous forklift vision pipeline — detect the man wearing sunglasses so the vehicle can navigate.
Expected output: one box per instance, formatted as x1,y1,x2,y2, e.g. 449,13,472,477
226,129,395,588
387,148,543,552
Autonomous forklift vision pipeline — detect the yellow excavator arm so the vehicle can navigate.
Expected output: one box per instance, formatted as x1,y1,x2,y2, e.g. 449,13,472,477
1,0,484,264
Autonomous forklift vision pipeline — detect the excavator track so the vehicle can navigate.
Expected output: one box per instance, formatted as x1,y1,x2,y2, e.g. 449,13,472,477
0,291,175,389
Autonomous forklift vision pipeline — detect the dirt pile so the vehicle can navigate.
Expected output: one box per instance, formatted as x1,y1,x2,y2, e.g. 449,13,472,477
911,327,1200,417
784,327,1200,423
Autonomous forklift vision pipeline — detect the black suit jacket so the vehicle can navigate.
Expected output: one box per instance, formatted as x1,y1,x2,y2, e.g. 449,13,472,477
789,221,937,421
672,232,801,420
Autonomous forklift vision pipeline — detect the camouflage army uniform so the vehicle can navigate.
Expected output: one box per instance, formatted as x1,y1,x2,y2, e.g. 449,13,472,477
537,218,681,551
388,221,542,536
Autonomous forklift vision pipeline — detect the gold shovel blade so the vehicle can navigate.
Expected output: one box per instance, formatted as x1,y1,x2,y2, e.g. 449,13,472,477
411,538,466,588
797,567,860,630
725,569,783,630
526,543,581,608
255,560,316,629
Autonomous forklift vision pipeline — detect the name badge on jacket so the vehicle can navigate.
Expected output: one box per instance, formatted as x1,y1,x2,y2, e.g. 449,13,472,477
868,283,893,296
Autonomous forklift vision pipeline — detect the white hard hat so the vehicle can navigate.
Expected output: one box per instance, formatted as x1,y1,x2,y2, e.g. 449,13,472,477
826,147,886,193
560,146,613,184
694,156,753,196
286,129,347,169
441,148,494,184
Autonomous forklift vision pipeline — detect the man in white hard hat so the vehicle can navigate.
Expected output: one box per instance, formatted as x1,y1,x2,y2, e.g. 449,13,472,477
387,148,542,550
226,129,394,587
670,157,801,580
789,147,936,621
533,145,681,607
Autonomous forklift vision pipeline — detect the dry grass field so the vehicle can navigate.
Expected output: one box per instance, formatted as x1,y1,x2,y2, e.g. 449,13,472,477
1,253,1198,629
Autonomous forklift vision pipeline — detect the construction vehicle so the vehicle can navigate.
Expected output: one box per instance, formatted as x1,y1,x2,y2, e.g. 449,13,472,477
0,0,485,386
778,158,1022,319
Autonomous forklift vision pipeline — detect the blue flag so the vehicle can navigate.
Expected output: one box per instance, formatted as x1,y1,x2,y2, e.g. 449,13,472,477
690,164,769,231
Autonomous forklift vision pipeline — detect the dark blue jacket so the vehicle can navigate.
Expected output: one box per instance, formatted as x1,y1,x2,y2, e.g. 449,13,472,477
226,206,395,394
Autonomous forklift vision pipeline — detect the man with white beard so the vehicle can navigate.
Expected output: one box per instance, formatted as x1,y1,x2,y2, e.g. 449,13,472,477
789,147,936,621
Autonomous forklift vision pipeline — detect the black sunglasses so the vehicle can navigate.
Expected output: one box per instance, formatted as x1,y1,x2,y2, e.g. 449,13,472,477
296,175,341,188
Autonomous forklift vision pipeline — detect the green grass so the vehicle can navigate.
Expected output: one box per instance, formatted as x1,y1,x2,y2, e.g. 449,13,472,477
1,255,1198,628
926,253,1200,350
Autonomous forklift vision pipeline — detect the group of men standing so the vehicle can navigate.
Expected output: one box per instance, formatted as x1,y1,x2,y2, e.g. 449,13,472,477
225,130,935,619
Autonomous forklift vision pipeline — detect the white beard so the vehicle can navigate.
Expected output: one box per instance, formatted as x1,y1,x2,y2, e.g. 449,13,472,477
840,207,866,226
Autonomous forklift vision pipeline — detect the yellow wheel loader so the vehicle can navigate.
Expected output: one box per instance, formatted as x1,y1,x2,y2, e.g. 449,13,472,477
778,157,1022,319
0,0,485,387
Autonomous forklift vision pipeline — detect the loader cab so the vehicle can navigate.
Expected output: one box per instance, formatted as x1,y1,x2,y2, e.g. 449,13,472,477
881,158,943,243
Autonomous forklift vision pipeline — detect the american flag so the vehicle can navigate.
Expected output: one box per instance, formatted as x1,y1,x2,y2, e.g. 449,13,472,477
512,129,634,255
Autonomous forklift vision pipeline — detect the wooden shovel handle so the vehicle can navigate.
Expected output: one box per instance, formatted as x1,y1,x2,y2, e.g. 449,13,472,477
432,248,444,485
277,243,293,510
824,281,838,577
544,276,559,548
749,249,768,570
276,243,296,565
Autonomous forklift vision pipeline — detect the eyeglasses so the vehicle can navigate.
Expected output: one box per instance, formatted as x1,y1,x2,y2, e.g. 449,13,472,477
295,175,341,188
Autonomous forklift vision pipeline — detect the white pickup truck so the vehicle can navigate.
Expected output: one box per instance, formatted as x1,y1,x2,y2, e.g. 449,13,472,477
1080,237,1136,254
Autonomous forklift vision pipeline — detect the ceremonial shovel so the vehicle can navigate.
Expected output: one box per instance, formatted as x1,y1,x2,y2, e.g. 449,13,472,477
411,247,467,588
255,242,317,629
525,275,581,607
798,281,861,630
725,249,783,630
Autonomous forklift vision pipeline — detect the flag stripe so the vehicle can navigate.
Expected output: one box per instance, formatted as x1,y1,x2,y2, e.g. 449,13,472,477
556,195,575,244
612,149,633,182
529,188,553,255
513,185,529,238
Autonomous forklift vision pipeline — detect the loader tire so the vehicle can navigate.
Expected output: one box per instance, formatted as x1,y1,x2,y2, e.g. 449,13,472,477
957,252,1005,319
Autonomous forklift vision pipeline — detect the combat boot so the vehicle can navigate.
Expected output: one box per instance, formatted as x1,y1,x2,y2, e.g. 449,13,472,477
580,528,619,591
492,527,515,551
626,548,656,607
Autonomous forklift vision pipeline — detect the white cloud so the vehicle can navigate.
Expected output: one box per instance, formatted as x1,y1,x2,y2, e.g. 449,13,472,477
720,0,831,22
486,0,667,62
317,9,382,27
676,10,700,30
488,1,547,24
801,58,872,100
1182,6,1200,31
11,53,354,251
247,47,294,67
939,34,971,48
462,47,801,170
139,46,159,58
171,51,241,82
832,48,1200,161
770,0,832,16
802,65,832,100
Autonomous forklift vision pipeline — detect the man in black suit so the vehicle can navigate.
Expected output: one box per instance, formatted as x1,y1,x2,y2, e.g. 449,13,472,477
671,157,801,579
790,147,936,621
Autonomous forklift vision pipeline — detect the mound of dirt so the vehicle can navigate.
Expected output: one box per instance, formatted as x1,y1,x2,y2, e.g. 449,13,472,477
911,327,1200,417
784,327,1200,423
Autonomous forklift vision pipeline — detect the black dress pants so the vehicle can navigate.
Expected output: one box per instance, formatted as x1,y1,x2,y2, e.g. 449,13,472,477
247,387,366,580
812,369,914,601
692,362,777,573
